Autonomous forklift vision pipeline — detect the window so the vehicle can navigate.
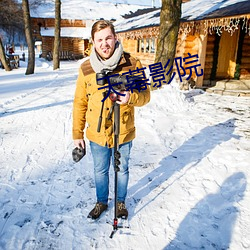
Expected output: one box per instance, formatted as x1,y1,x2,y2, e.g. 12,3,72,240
150,38,155,53
137,38,156,54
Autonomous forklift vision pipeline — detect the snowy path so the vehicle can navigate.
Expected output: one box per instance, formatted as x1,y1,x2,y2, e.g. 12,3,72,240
0,59,250,249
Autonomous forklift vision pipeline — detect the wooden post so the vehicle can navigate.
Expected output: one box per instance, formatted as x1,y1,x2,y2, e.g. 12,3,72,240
196,32,208,88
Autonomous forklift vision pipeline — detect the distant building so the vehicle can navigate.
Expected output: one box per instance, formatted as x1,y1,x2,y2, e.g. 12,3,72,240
30,0,151,60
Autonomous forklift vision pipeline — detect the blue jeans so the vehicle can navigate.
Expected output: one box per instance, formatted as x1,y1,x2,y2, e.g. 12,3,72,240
90,141,132,205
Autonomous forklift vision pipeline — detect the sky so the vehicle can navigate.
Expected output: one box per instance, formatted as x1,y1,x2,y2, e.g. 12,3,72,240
0,48,249,249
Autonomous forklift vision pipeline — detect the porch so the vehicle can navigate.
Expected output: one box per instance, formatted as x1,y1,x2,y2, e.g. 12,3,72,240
205,79,250,97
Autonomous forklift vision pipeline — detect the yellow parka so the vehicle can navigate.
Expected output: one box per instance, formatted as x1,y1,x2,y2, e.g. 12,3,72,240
72,52,150,148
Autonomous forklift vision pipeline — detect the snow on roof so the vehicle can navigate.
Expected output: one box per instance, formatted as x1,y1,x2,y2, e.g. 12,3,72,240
114,0,250,33
30,0,151,20
84,0,161,7
40,27,92,39
114,8,160,32
182,0,250,21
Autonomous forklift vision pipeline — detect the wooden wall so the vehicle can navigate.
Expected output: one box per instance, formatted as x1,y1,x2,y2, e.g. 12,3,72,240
41,36,87,58
118,19,250,86
204,34,216,81
203,28,250,82
119,30,203,83
32,18,86,29
41,37,53,57
31,17,88,59
31,18,87,43
240,35,250,79
181,34,200,80
119,38,156,66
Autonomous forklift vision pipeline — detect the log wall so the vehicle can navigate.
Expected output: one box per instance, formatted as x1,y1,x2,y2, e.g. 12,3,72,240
240,35,250,79
119,30,203,83
204,33,216,80
41,37,87,58
32,18,86,29
181,34,200,81
120,37,156,66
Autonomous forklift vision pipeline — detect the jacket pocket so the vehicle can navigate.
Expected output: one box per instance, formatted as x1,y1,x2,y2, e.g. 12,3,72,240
120,107,134,133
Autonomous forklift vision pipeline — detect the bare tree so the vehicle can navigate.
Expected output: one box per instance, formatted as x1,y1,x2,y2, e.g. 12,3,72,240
53,0,61,70
0,0,23,71
0,37,11,71
0,0,24,37
155,0,182,85
22,0,35,75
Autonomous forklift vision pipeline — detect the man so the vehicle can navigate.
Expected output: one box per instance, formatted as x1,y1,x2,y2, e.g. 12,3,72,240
72,20,150,220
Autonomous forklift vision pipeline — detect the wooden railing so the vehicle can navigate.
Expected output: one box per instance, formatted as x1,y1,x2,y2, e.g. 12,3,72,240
46,51,83,61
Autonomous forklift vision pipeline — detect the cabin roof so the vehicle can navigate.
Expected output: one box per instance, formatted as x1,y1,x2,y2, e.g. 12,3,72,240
182,0,250,21
30,0,151,20
115,0,250,33
40,27,91,39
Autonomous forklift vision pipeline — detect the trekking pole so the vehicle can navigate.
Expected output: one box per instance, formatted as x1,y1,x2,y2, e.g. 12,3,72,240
110,101,121,238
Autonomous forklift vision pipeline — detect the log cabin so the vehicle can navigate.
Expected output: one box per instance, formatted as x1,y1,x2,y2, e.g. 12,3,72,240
31,18,92,60
30,1,152,61
114,0,250,90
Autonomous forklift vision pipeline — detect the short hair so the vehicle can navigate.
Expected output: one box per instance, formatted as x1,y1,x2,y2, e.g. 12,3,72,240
91,20,116,40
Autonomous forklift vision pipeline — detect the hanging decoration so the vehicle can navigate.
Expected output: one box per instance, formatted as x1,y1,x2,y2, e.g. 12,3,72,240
117,15,250,40
242,16,250,36
179,15,250,37
117,26,159,40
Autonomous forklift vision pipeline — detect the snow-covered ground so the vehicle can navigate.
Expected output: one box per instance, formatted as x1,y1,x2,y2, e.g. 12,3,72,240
0,50,249,250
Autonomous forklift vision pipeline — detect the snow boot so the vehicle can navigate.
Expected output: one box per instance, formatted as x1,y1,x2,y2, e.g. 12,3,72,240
117,202,128,219
87,202,108,220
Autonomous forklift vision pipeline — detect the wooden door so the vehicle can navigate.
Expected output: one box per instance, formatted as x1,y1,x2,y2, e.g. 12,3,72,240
216,30,239,79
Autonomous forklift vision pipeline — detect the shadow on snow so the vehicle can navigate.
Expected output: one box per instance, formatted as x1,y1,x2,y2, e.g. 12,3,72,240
0,100,73,117
129,118,239,213
164,172,247,249
127,118,243,248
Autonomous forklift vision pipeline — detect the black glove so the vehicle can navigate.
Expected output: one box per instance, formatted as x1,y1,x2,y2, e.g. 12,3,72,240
72,146,86,162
